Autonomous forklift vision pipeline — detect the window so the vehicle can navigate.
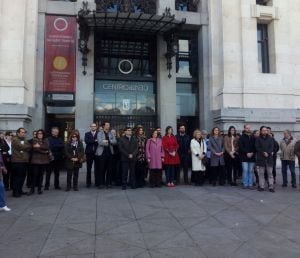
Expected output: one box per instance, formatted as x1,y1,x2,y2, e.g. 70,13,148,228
95,0,156,14
257,24,270,73
94,34,156,78
49,0,77,2
175,0,199,12
256,0,270,5
177,40,192,78
176,83,198,116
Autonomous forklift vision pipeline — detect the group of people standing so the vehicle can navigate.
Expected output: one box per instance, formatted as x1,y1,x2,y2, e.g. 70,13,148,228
0,121,300,211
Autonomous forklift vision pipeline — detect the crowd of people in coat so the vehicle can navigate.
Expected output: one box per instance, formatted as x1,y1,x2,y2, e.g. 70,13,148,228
1,121,300,212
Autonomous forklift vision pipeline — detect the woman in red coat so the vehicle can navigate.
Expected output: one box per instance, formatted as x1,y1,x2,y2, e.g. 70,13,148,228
162,126,180,187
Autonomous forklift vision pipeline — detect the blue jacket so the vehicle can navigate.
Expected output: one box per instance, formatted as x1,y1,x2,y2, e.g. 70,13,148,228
84,131,98,155
48,136,65,161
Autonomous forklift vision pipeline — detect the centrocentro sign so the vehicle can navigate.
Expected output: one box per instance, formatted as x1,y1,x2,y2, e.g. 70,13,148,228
95,80,153,93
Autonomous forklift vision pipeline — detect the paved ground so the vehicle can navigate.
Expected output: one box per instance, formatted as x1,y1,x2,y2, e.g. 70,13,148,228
1,170,300,258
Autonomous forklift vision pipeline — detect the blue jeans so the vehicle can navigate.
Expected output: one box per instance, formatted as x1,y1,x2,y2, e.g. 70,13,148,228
281,160,296,185
165,165,175,184
0,180,6,208
242,162,254,187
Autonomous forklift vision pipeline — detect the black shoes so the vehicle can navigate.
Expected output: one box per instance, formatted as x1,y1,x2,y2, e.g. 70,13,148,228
44,186,49,190
269,189,275,193
258,187,264,192
55,186,61,190
122,185,126,190
282,184,287,187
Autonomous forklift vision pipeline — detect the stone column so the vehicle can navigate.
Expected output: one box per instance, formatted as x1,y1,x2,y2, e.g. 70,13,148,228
156,0,177,132
156,35,177,133
0,0,38,131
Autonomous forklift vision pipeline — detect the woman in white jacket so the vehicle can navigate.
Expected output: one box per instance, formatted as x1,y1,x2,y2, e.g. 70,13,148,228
190,129,207,186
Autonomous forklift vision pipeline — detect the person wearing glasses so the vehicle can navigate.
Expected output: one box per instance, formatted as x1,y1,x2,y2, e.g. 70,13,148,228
11,128,32,197
64,130,85,191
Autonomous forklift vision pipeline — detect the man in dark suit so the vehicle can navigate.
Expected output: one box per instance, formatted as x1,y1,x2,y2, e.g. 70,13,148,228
119,127,138,190
84,123,98,188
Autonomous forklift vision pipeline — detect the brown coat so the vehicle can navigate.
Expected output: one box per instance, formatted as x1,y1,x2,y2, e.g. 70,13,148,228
224,135,239,155
294,140,300,159
31,138,50,165
64,141,85,170
11,136,32,163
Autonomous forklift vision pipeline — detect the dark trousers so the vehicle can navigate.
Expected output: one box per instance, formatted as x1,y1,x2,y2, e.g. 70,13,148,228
3,161,12,190
111,155,121,185
26,163,34,188
86,153,96,186
211,165,225,185
45,160,61,188
122,160,136,187
31,164,47,191
11,162,27,196
225,154,239,184
149,169,162,187
272,155,277,181
281,160,296,186
135,161,147,187
176,155,189,184
165,165,175,184
67,168,79,189
95,154,113,186
193,171,205,185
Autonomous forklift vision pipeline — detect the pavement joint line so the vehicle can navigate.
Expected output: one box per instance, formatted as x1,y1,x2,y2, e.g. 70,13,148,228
152,187,209,257
124,189,150,254
37,192,69,257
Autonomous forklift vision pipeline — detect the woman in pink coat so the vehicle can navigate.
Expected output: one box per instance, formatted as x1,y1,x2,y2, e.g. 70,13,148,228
146,129,165,187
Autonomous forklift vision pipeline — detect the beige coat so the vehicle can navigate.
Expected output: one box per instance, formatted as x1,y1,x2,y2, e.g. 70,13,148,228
280,138,297,161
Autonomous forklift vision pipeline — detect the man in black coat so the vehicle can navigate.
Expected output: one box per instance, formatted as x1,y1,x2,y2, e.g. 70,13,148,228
84,123,98,188
255,126,275,192
239,124,256,189
175,125,190,184
45,127,64,190
118,127,138,190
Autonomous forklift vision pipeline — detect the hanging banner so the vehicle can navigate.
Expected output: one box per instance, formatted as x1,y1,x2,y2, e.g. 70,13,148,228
44,15,76,93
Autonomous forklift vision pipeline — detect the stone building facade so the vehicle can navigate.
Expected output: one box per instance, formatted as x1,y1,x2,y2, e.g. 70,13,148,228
0,0,299,138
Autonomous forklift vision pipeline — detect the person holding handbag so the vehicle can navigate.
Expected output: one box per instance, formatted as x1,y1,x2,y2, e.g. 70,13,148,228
64,130,85,191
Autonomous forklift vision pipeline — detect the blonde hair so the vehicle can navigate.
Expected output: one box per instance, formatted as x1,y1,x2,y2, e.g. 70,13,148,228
193,129,202,139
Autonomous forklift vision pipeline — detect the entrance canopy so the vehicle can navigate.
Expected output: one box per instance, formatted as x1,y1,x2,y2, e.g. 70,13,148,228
82,12,185,35
77,2,186,76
